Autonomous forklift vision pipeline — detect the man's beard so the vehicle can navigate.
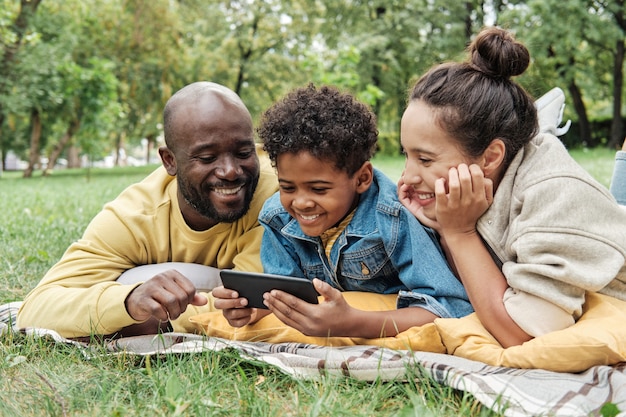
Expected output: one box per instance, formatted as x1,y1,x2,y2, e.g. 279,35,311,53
177,173,259,223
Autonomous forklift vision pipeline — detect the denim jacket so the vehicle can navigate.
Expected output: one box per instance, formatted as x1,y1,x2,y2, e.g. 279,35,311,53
610,151,626,205
259,169,473,319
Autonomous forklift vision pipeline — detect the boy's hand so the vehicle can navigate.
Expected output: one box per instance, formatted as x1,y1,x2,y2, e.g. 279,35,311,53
263,278,355,337
212,285,269,327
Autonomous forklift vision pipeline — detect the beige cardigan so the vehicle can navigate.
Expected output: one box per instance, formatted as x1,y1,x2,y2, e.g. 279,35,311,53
477,133,626,319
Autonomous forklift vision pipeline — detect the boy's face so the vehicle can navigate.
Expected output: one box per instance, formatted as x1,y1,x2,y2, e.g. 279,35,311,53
276,151,365,237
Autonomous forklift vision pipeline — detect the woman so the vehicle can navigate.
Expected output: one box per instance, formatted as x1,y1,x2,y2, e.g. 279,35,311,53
398,26,626,347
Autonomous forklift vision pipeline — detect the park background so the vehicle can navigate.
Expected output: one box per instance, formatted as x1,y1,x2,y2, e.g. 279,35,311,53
1,1,626,416
1,0,626,177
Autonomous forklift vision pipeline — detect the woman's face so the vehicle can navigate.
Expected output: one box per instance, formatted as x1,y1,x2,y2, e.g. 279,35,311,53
400,100,475,222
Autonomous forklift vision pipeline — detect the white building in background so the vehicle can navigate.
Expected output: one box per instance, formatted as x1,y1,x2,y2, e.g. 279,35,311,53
4,151,27,171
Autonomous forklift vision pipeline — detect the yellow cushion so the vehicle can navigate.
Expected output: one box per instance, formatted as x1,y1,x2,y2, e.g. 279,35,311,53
435,292,626,372
188,291,446,353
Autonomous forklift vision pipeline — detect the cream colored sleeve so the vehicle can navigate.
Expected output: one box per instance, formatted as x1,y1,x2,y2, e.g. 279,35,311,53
503,287,575,337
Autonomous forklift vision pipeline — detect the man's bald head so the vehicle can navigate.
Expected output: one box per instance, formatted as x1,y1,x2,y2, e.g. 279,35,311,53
163,82,251,150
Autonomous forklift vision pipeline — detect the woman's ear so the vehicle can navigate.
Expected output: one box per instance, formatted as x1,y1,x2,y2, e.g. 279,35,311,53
355,161,374,193
159,146,177,176
481,139,506,177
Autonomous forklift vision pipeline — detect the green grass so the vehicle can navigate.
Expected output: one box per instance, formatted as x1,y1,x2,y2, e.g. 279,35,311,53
567,146,617,188
0,148,617,416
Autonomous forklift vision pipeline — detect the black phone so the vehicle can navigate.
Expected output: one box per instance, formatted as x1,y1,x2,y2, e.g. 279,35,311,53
219,270,320,309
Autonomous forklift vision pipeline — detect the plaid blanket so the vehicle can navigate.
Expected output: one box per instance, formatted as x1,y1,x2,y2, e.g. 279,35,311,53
2,301,624,416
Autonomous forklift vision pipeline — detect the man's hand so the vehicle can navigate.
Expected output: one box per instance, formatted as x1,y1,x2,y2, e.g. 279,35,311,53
125,269,207,323
212,285,270,327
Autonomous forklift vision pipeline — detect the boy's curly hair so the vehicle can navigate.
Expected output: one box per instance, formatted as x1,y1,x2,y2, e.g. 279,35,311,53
257,84,378,176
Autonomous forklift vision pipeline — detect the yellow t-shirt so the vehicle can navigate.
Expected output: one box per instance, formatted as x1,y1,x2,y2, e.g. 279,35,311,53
320,210,355,260
17,150,278,338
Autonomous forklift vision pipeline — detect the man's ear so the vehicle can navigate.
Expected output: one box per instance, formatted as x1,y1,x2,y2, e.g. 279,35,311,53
481,139,506,177
159,146,177,176
355,161,374,194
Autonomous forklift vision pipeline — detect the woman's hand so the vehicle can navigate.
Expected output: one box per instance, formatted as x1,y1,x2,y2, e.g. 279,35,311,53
435,164,493,237
398,176,442,232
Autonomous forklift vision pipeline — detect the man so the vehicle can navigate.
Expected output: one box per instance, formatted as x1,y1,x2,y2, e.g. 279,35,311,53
16,82,278,338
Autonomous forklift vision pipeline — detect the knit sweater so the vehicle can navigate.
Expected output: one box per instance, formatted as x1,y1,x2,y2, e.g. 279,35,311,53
477,133,626,320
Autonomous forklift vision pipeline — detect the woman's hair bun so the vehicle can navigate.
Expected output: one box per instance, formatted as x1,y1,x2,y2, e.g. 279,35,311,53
468,27,530,79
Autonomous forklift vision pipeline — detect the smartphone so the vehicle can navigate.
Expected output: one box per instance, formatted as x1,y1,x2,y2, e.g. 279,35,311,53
219,270,320,309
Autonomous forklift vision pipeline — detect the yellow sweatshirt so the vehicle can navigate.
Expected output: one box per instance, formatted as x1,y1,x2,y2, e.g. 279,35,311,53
17,155,278,338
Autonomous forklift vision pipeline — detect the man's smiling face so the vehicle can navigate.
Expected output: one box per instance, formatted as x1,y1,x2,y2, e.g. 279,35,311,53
165,93,260,230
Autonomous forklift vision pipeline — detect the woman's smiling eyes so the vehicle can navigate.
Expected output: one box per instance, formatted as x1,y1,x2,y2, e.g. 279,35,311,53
404,152,434,166
401,147,435,166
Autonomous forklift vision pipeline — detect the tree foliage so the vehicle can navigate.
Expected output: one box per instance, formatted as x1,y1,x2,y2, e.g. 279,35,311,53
1,0,625,175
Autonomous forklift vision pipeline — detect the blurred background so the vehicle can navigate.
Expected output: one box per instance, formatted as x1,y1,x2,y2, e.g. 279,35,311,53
1,0,624,177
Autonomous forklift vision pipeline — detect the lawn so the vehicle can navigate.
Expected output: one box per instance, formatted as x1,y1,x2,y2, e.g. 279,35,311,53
0,147,617,416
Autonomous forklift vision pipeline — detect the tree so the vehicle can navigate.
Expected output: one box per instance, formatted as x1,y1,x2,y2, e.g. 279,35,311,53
3,0,625,164
0,0,43,171
598,0,626,148
314,0,484,151
503,0,605,146
199,0,322,117
43,59,119,175
76,0,185,165
8,9,68,177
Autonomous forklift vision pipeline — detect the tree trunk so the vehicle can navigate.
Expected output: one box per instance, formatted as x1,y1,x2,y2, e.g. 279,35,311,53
234,15,259,96
0,0,43,150
145,133,155,165
609,38,625,148
67,145,81,168
567,81,593,147
114,131,126,166
464,2,473,41
44,118,81,176
609,4,625,149
23,108,42,178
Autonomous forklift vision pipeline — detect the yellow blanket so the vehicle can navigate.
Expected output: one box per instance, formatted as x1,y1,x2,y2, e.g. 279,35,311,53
189,291,626,373
189,292,446,353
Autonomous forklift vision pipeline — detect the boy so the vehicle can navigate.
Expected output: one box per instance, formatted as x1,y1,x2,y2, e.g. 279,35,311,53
213,85,472,338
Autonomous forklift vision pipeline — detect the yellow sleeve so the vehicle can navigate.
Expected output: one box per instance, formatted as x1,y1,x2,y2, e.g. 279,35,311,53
17,208,150,337
17,168,175,338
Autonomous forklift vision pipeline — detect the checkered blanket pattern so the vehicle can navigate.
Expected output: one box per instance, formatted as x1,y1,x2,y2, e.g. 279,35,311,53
2,301,625,417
